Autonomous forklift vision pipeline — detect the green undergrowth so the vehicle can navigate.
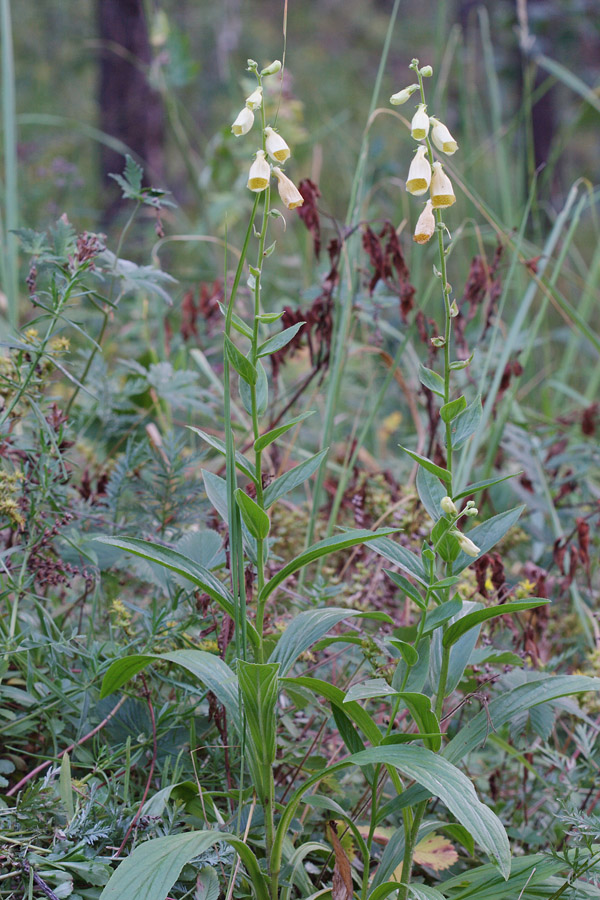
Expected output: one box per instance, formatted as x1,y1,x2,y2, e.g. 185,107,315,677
1,4,600,900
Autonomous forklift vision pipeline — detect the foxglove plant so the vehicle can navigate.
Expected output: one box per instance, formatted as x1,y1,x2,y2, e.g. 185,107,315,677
92,57,600,900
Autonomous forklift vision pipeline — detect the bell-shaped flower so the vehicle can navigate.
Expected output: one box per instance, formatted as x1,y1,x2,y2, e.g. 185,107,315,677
247,150,270,192
390,84,419,105
406,146,431,196
272,167,304,209
245,87,263,110
413,199,435,243
410,103,429,140
440,496,458,516
232,106,254,136
430,161,456,208
430,117,458,155
264,126,290,162
456,532,480,557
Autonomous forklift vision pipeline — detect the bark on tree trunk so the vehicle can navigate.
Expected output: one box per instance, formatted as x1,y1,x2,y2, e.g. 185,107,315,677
97,0,164,222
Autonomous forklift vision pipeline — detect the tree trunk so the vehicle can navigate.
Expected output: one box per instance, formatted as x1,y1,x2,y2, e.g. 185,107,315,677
97,0,164,223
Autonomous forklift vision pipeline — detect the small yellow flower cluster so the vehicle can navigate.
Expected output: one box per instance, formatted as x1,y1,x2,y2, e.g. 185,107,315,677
231,62,304,211
390,66,458,244
0,468,25,529
110,599,132,631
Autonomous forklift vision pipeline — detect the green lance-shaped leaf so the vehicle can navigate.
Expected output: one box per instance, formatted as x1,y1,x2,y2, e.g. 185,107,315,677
189,426,257,483
384,570,427,609
350,745,511,879
98,831,269,900
202,470,257,562
284,676,382,746
237,661,280,804
379,675,600,821
399,446,452,484
422,597,463,635
439,852,566,900
418,364,445,397
416,466,446,523
440,395,467,423
369,536,428,586
453,470,520,502
452,506,525,572
388,639,419,666
254,410,315,452
443,599,549,648
270,607,393,675
342,684,441,751
257,321,305,357
259,527,396,603
394,692,442,752
224,334,257,385
449,394,482,449
235,489,270,540
263,448,329,508
100,650,241,735
91,536,263,643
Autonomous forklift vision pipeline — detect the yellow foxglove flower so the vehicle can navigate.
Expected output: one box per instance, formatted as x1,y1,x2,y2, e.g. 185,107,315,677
247,150,270,192
265,126,290,162
457,533,480,557
261,59,281,76
430,117,458,155
390,84,419,105
272,167,304,209
430,161,456,208
232,106,254,136
406,146,431,196
410,104,430,140
413,199,435,243
440,496,458,516
245,87,263,110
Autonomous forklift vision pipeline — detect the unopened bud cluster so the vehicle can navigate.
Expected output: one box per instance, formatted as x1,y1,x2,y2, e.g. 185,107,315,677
230,63,304,211
390,63,458,244
439,496,480,556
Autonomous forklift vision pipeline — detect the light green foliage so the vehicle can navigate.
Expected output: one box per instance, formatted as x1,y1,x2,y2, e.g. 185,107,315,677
2,8,600,900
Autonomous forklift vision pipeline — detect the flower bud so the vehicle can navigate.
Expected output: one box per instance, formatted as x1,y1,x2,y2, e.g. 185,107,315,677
419,65,433,77
245,87,263,110
406,146,431,196
413,200,435,244
390,84,419,105
449,299,459,317
466,500,476,508
456,532,481,557
232,107,254,136
430,161,456,208
410,104,430,141
272,167,304,209
430,117,458,155
440,496,458,516
261,59,282,76
247,150,270,192
265,126,290,163
465,507,478,517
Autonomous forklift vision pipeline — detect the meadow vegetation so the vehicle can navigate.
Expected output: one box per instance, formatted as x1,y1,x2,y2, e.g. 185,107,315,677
1,2,600,900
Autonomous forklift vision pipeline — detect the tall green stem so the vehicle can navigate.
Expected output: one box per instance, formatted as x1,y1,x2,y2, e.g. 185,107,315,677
397,62,457,900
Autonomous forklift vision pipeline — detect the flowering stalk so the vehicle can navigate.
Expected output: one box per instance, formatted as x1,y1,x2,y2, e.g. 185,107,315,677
393,58,462,900
249,65,271,652
411,61,455,487
226,59,303,900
